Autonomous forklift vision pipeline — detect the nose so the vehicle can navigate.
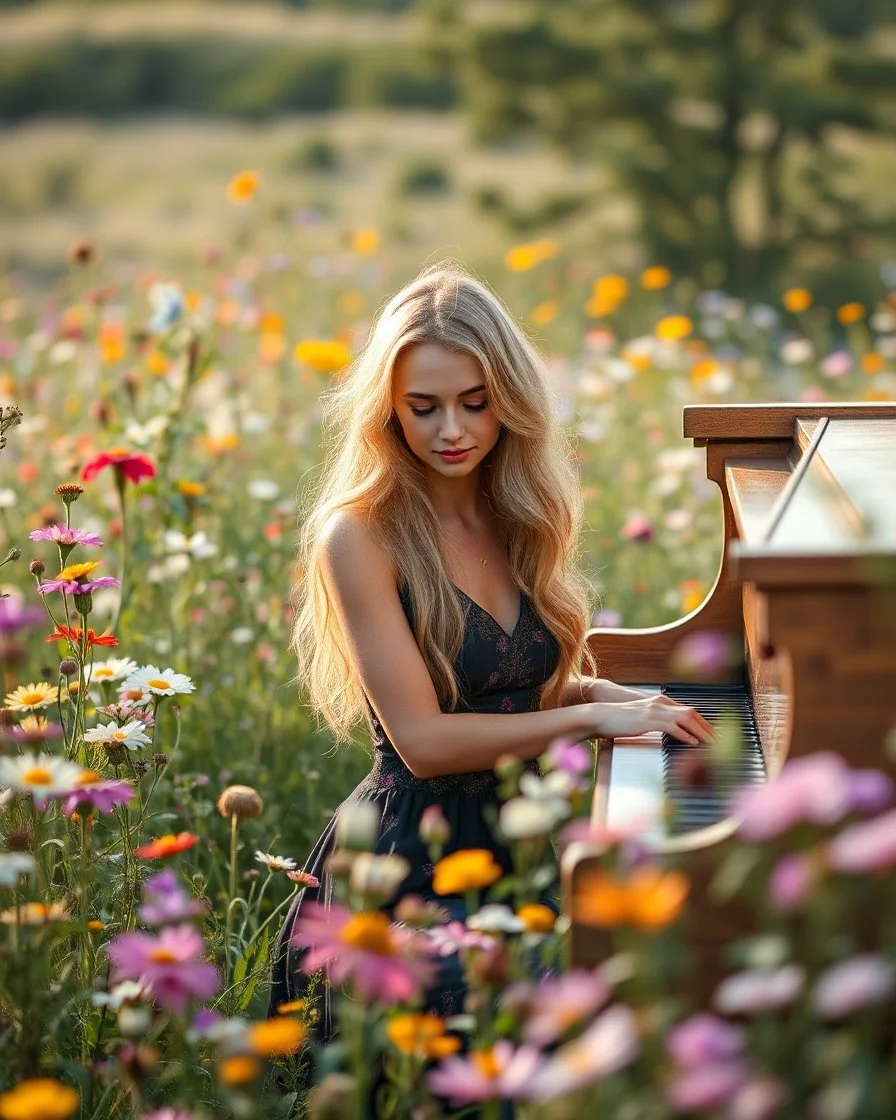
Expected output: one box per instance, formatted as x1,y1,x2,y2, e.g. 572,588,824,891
438,405,465,442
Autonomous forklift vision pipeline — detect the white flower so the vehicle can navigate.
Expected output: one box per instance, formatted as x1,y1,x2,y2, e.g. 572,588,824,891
241,412,270,436
49,341,77,365
0,851,36,886
714,965,805,1016
518,770,576,820
88,658,140,685
349,853,410,899
122,665,195,698
780,338,814,364
163,530,218,560
83,720,152,750
230,627,255,645
0,489,17,509
335,801,380,850
500,797,559,839
254,851,297,872
0,753,83,802
92,980,149,1010
247,479,279,501
125,416,168,447
467,904,525,934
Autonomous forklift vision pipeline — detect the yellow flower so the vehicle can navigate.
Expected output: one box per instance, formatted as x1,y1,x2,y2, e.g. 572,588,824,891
99,325,126,365
259,332,286,364
387,1013,461,1058
594,274,629,304
218,1055,261,1084
0,1078,78,1120
259,312,284,334
432,849,503,895
0,902,70,925
275,999,305,1015
655,315,693,342
837,302,866,325
227,171,260,204
505,244,541,272
293,339,352,374
690,358,717,385
247,1017,306,1057
641,266,671,291
782,288,812,314
516,903,556,933
352,228,380,255
177,480,206,499
200,432,239,455
679,579,706,614
530,300,558,327
5,682,58,712
185,290,202,313
145,350,170,376
340,911,395,955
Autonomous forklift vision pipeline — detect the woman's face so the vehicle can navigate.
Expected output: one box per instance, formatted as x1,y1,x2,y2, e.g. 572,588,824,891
391,342,502,479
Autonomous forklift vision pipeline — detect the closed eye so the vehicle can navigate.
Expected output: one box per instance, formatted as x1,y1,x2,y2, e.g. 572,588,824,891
410,401,489,417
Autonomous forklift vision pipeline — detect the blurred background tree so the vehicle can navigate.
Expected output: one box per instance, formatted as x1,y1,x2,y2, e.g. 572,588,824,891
436,0,896,298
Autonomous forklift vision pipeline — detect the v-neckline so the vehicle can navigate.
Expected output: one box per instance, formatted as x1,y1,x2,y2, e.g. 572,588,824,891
453,583,525,641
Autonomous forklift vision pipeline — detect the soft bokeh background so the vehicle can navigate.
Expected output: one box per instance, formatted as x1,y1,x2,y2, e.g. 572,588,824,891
1,0,895,859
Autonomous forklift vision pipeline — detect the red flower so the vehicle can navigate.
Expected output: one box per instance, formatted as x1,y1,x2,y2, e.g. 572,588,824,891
45,625,119,648
135,832,199,860
82,448,156,485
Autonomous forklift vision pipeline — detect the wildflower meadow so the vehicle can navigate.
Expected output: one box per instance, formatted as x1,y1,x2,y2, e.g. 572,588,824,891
0,166,894,1119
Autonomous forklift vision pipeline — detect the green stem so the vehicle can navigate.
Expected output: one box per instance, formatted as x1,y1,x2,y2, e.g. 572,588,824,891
224,813,239,986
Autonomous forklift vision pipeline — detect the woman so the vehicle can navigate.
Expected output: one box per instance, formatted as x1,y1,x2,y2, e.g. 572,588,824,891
269,263,713,1029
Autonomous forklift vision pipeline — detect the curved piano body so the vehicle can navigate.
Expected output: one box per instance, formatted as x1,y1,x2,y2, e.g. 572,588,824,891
563,402,896,986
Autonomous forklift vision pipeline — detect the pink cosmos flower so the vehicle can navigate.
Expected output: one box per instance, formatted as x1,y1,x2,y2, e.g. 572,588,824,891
714,965,805,1016
768,853,813,911
108,924,219,1012
828,809,896,873
523,1004,640,1101
545,737,592,777
291,901,437,1005
666,1060,750,1111
427,920,498,957
666,1013,744,1066
669,631,738,680
38,559,120,597
504,971,611,1047
287,869,320,888
811,955,896,1019
426,1041,542,1106
61,774,134,816
138,870,207,926
29,524,103,548
621,511,653,542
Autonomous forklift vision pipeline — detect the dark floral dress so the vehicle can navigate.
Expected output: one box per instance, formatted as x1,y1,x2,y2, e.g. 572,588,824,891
268,582,561,1027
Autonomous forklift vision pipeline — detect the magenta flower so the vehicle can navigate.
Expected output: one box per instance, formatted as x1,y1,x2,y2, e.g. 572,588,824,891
138,870,207,926
545,737,592,777
29,524,103,548
666,1013,744,1066
620,511,653,542
8,719,64,744
39,575,120,596
0,597,45,633
427,920,498,957
669,631,738,680
828,809,896,873
714,965,805,1016
504,971,611,1047
139,1111,196,1120
768,853,813,911
61,774,134,816
523,1004,640,1102
108,924,219,1012
666,1061,749,1111
812,955,896,1019
291,901,437,1005
427,1041,542,1106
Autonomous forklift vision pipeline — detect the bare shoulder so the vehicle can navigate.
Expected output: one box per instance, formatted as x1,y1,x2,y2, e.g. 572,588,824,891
319,508,399,599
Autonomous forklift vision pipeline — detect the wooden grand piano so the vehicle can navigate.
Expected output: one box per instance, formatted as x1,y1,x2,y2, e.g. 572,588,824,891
563,402,896,979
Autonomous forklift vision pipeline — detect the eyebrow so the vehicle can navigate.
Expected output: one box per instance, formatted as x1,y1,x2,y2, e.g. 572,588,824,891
403,384,486,401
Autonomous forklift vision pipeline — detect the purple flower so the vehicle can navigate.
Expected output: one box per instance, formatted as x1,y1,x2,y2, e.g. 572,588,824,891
847,769,893,815
591,608,622,628
0,597,45,634
61,775,134,816
812,955,896,1019
546,737,592,777
29,524,103,548
39,575,120,596
828,809,896,873
108,924,219,1012
666,1061,749,1111
669,631,738,681
714,965,805,1016
505,971,611,1047
666,1013,744,1066
139,1111,196,1120
769,853,813,911
138,869,207,926
428,920,498,957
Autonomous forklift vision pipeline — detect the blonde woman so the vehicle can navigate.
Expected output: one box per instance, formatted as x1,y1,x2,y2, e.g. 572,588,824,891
269,263,713,1028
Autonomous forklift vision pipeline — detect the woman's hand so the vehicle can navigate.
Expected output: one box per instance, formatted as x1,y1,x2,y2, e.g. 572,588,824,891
587,696,715,746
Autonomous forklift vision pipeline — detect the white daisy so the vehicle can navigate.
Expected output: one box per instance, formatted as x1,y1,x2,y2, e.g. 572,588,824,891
88,658,140,685
247,479,279,501
82,720,152,750
163,530,218,560
92,980,149,1010
0,851,37,887
122,665,195,698
0,753,83,803
467,904,525,934
254,851,297,872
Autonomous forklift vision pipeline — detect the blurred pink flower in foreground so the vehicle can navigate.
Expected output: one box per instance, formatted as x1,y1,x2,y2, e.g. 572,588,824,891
828,808,896,873
426,1041,542,1105
714,965,805,1015
291,901,437,1004
666,1060,749,1112
109,924,219,1012
504,970,611,1047
666,1013,744,1066
768,853,814,911
670,631,740,680
812,955,896,1019
620,510,654,543
545,737,592,777
524,1004,640,1101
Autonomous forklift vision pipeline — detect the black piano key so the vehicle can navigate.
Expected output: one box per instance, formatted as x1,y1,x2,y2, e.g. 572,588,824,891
660,681,766,836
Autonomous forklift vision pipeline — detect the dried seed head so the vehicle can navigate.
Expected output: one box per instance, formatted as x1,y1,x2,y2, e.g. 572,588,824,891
67,239,96,268
29,558,45,576
59,658,79,677
216,783,263,821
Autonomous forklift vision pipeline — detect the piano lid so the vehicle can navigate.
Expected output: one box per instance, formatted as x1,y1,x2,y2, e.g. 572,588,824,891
732,416,896,586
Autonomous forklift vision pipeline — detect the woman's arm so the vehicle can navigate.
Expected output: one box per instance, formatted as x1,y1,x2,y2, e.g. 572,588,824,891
561,676,653,707
319,512,714,780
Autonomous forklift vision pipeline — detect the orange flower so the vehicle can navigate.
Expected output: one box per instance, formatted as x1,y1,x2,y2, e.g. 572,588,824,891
572,867,689,929
641,266,671,291
44,625,118,648
218,1055,261,1084
146,350,170,376
432,849,503,895
836,302,865,325
135,832,198,860
227,171,260,204
505,239,557,273
782,288,812,314
530,300,558,327
352,229,380,255
0,1077,78,1120
259,332,286,364
516,903,557,933
861,352,886,374
387,1013,461,1058
293,339,352,374
247,1017,306,1057
655,315,693,342
679,580,706,614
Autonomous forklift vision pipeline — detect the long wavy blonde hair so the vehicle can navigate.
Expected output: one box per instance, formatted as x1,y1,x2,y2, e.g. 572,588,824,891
292,263,596,741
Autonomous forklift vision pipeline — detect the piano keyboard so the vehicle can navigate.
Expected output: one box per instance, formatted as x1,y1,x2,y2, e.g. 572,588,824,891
662,682,766,835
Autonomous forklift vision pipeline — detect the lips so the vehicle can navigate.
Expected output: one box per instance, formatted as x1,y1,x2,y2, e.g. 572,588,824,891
437,449,473,459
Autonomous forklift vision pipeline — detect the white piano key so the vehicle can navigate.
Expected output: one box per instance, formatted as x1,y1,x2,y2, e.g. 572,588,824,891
605,745,667,844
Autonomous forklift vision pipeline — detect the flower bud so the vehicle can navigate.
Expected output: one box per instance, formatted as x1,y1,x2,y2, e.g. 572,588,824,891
73,591,92,617
118,1003,152,1038
54,483,85,505
349,853,410,903
4,548,21,563
216,784,264,821
59,658,79,677
29,558,45,576
335,800,380,852
419,804,450,847
153,753,169,769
